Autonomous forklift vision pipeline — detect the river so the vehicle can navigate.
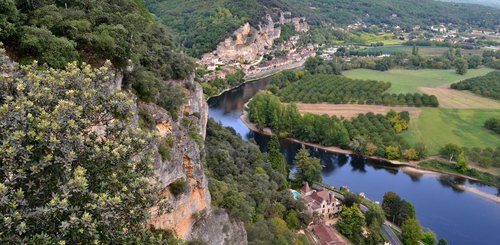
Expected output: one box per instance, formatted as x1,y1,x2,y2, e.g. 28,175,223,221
207,76,500,245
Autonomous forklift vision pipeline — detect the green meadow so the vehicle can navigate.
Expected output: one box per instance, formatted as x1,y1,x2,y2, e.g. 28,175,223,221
343,68,493,94
401,108,500,155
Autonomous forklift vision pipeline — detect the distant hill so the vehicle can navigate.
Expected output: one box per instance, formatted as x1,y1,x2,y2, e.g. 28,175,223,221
287,0,500,27
439,0,500,8
145,0,500,57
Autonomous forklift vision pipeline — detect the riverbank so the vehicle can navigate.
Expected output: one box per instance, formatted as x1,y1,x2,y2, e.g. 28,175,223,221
205,60,305,100
457,185,500,204
242,111,416,165
241,111,500,202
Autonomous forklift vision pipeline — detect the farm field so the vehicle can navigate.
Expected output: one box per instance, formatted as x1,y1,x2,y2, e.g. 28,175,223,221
361,45,485,56
354,33,404,45
401,108,500,155
419,87,500,109
293,103,422,119
343,68,493,94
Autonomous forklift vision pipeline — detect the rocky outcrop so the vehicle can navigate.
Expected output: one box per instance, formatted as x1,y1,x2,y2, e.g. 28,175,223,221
189,209,247,244
279,12,309,32
146,76,246,244
199,12,309,67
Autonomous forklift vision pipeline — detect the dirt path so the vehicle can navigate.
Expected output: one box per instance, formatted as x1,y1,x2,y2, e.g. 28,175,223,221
294,103,423,119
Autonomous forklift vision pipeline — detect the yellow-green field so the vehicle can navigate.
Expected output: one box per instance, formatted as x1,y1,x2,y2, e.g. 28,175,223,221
401,108,500,155
343,68,494,94
353,32,404,45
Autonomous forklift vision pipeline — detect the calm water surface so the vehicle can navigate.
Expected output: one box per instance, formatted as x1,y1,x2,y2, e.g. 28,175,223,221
207,77,500,245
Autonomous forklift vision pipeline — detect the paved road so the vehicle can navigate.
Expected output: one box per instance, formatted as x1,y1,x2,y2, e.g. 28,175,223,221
381,222,403,245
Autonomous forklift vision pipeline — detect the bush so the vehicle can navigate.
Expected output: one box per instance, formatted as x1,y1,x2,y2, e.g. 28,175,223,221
403,149,419,161
169,179,189,197
159,140,171,161
484,118,500,134
138,108,156,129
386,146,400,160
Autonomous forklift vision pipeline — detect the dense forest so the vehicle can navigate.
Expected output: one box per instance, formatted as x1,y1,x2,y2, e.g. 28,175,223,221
440,0,500,8
144,0,500,57
205,120,310,244
286,0,499,28
247,93,424,160
0,0,195,115
275,73,439,107
450,71,500,100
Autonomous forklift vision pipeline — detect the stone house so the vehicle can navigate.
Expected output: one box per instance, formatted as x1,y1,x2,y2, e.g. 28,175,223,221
301,182,342,220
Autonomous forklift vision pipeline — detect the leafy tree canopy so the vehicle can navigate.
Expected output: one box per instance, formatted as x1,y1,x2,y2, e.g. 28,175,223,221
0,60,160,243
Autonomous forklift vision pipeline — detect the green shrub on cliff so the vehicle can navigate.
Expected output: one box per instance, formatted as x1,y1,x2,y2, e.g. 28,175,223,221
0,62,160,243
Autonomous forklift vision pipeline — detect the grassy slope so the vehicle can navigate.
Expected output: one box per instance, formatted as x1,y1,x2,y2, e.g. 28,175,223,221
343,68,493,93
401,108,500,154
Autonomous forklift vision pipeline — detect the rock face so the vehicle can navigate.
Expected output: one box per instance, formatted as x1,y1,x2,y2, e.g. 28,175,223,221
189,209,247,244
146,76,247,244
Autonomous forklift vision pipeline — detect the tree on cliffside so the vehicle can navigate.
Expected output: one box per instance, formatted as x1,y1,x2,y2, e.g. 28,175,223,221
0,61,160,243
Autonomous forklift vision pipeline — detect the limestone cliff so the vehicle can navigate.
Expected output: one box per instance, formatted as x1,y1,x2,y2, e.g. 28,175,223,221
145,76,247,244
199,12,310,66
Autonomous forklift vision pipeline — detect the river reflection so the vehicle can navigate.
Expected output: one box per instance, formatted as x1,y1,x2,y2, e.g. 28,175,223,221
208,76,500,245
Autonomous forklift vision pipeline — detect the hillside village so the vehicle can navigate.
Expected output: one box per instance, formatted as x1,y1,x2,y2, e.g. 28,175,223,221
198,12,499,83
198,12,316,81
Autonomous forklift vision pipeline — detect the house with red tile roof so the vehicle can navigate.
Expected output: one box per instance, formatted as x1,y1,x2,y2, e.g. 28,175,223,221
312,224,347,245
301,182,342,220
